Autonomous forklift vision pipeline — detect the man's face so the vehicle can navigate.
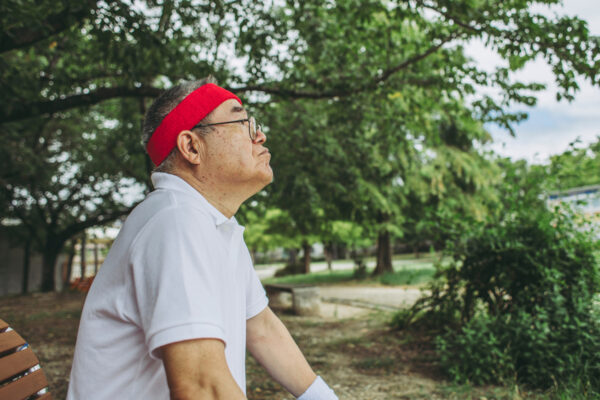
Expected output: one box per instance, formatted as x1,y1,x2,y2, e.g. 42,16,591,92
199,99,273,191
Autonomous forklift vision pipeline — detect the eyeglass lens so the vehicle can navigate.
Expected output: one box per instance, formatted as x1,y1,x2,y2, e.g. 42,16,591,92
250,116,256,141
249,116,263,142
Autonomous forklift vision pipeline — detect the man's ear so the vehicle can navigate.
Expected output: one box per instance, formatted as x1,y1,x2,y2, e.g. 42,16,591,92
176,130,204,165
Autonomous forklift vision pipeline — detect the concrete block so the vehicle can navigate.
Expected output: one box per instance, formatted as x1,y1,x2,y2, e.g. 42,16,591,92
292,287,321,316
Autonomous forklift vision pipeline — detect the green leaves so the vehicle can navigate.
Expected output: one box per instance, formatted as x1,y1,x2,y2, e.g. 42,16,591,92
544,136,600,191
409,158,600,390
1,0,598,288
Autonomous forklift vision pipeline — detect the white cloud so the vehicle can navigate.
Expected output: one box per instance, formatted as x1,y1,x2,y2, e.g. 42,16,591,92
465,0,600,163
486,109,600,163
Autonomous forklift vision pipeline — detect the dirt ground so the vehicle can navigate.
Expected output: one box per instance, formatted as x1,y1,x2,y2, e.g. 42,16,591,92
0,291,540,400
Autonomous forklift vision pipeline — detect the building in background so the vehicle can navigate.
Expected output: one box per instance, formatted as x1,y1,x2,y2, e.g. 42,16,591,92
547,184,600,236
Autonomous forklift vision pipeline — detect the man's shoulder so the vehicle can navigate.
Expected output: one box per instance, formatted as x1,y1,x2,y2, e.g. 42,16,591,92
136,188,212,221
123,190,216,242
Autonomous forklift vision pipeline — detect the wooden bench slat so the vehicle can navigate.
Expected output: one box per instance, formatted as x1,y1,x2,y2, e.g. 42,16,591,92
0,368,48,399
37,391,53,400
0,347,40,381
0,330,26,354
0,319,8,332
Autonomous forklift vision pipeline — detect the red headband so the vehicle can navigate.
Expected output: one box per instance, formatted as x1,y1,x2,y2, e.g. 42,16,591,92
146,83,242,166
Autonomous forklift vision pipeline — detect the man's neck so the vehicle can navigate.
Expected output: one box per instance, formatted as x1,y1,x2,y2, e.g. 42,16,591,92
171,169,246,219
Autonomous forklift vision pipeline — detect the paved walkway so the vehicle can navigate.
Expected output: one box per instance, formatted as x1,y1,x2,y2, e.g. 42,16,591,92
268,284,425,318
256,256,437,280
259,258,434,318
255,260,357,280
320,286,423,310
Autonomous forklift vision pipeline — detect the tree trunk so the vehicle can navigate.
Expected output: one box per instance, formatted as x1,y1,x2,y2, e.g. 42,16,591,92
340,244,348,260
325,242,333,271
373,230,393,275
287,248,298,266
80,232,86,279
41,244,60,292
331,243,339,260
413,243,420,259
302,241,311,274
21,239,31,294
64,239,76,289
93,239,99,275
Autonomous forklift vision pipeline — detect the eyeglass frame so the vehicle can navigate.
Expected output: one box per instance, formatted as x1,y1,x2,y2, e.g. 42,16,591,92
192,116,262,142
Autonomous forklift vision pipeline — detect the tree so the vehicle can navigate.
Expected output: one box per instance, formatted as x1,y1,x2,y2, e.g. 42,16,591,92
257,97,357,273
254,0,598,275
1,100,146,291
239,206,303,264
1,0,286,290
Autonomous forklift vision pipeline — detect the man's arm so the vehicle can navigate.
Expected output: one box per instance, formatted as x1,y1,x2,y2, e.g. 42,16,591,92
246,307,318,397
160,338,246,400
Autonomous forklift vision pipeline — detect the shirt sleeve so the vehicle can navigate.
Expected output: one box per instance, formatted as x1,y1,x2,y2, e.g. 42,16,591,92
130,207,227,359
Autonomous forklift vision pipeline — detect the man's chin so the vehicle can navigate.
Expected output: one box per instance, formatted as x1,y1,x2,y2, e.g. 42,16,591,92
261,168,274,186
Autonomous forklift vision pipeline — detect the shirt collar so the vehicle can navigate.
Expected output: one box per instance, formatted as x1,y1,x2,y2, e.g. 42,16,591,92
151,172,238,228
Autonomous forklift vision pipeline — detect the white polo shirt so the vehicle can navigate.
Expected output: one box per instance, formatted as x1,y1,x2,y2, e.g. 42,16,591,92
67,172,268,399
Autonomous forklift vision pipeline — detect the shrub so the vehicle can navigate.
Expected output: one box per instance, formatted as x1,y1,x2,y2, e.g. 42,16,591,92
400,201,600,392
437,306,600,390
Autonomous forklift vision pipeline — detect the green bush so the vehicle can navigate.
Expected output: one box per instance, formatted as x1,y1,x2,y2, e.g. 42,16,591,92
437,306,600,391
401,200,600,392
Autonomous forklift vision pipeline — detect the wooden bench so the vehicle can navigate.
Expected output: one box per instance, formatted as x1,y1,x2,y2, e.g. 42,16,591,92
0,318,52,400
264,283,321,316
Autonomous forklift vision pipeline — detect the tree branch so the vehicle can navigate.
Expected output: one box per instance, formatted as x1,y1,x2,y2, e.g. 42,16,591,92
236,31,460,99
375,32,461,83
1,86,163,123
158,0,174,35
417,1,486,35
52,179,86,219
11,206,42,246
0,0,98,54
2,34,457,123
58,207,132,244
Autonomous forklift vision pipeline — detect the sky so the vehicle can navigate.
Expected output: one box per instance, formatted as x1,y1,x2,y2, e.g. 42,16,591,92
465,0,600,164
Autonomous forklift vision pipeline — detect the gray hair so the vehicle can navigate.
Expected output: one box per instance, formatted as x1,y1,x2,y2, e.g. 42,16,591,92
142,76,217,173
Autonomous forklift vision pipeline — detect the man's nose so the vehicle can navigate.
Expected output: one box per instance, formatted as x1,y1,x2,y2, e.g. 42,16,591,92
254,127,267,144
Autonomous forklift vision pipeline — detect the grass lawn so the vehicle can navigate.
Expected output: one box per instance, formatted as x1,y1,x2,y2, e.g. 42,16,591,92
263,255,439,287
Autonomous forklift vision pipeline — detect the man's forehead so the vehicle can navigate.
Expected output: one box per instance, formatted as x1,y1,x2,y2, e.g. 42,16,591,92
214,98,246,117
230,104,245,114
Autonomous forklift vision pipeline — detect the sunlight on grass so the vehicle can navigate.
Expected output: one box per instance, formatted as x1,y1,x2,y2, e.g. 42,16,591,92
263,263,436,286
380,267,436,285
263,269,355,285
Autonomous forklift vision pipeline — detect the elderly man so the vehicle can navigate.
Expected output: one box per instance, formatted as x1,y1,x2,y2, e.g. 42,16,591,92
67,78,338,400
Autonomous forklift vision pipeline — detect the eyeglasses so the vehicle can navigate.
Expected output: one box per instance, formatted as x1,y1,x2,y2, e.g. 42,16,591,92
193,116,262,142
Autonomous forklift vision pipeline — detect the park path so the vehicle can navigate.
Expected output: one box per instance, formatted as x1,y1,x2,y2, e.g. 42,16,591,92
258,259,433,318
255,260,357,280
319,286,423,311
256,255,438,280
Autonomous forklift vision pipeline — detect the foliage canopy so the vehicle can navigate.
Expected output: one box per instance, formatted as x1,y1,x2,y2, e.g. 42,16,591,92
1,0,599,290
